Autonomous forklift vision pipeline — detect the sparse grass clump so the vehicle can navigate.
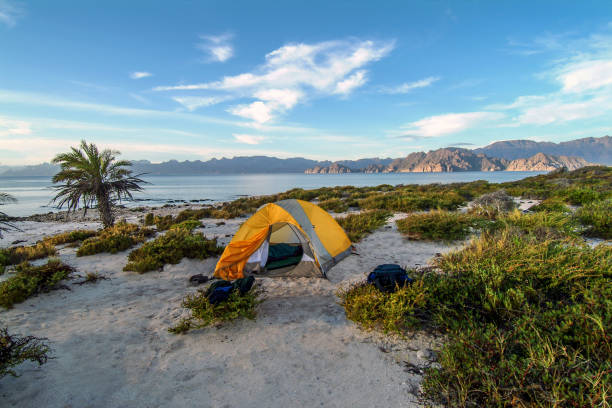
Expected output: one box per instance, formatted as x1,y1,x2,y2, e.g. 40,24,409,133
123,228,222,273
1,328,51,378
492,209,579,238
44,230,98,245
318,198,348,213
337,279,426,334
575,199,612,239
396,210,483,241
358,190,466,212
169,286,262,334
530,197,571,213
335,210,391,242
0,241,57,273
76,222,154,256
73,272,109,285
0,259,75,309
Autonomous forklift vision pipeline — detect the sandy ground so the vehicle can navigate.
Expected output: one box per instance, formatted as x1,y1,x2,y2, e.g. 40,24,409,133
0,210,460,408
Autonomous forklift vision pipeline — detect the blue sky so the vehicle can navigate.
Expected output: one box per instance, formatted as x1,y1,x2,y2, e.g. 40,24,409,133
1,0,612,164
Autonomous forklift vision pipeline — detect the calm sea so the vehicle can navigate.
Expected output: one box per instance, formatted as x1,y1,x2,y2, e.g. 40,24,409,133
0,172,544,217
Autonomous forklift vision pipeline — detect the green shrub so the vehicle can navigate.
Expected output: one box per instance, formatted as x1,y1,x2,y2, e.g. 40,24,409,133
335,210,391,242
337,279,426,334
358,191,465,212
341,227,612,407
575,199,612,238
318,198,348,213
44,230,98,245
169,287,262,334
0,259,75,309
471,189,516,212
0,328,51,378
144,212,155,226
530,197,571,213
76,222,155,256
491,209,579,238
396,210,483,241
564,187,602,205
123,228,222,273
0,241,57,271
169,219,202,231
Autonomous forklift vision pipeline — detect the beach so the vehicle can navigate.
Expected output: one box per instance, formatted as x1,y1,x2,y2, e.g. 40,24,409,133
1,206,456,408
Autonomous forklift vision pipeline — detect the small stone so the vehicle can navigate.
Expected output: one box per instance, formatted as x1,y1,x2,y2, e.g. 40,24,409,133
417,349,432,360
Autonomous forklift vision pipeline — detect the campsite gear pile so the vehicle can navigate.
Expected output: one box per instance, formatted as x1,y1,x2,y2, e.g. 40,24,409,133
214,199,352,280
205,276,256,305
367,264,413,293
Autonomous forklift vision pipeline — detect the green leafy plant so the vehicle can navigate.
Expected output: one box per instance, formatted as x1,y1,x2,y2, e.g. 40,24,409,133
169,287,262,334
0,241,57,274
123,228,222,273
335,210,391,242
0,328,51,378
0,259,75,309
76,222,154,256
318,198,349,213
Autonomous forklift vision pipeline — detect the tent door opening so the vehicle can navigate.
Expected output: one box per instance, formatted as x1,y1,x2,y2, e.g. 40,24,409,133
245,222,321,278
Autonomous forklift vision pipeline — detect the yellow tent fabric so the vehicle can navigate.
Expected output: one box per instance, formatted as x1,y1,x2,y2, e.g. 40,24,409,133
214,199,351,280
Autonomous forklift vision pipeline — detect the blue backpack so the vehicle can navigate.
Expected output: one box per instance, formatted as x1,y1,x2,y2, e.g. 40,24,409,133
367,264,413,293
205,276,256,305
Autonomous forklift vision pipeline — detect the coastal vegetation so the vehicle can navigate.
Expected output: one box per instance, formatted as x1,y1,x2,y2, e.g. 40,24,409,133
44,230,98,246
0,192,17,238
169,286,262,334
0,242,57,274
124,226,222,273
340,227,611,407
334,210,391,242
51,140,147,228
76,222,154,256
0,259,75,309
0,328,51,378
396,210,482,241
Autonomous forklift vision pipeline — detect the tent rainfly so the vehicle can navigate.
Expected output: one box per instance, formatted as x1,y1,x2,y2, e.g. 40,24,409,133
214,199,351,280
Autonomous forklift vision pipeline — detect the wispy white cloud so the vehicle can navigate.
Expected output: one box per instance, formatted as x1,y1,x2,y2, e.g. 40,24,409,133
0,116,31,137
233,133,266,145
401,112,504,137
0,0,23,28
172,95,230,111
130,71,153,79
380,76,440,94
197,33,234,62
155,39,394,124
557,59,612,93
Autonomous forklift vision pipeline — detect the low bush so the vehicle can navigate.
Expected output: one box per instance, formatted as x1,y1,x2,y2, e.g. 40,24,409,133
0,259,75,309
44,230,98,245
169,219,202,231
358,191,465,212
318,198,348,213
0,328,51,378
123,228,222,273
169,287,262,334
0,241,57,273
530,197,571,213
491,209,579,238
337,279,426,334
396,210,483,241
335,210,391,242
340,228,612,407
76,222,155,256
471,189,516,212
575,199,612,239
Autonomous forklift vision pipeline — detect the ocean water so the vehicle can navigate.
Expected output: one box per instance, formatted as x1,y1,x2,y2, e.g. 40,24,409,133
0,172,544,217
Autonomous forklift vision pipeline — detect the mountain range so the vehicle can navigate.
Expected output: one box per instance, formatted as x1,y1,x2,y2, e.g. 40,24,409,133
0,136,608,177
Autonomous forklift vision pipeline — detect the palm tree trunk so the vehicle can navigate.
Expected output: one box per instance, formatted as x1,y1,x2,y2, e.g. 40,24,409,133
97,193,114,228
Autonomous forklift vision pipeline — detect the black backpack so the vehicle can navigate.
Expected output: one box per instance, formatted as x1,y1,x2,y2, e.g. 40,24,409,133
367,264,413,293
205,276,256,305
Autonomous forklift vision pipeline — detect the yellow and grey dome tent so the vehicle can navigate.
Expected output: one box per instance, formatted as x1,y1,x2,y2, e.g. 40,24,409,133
214,199,351,280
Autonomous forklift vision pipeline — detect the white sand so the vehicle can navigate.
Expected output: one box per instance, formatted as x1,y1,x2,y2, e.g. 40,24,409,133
1,213,458,407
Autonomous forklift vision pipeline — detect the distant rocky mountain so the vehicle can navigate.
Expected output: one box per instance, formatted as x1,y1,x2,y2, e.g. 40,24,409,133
305,149,593,173
305,163,354,174
1,136,606,177
505,153,593,171
474,136,612,164
386,148,507,172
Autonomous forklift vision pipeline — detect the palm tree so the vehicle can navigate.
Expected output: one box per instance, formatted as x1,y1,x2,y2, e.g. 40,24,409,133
0,192,17,238
51,140,147,228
